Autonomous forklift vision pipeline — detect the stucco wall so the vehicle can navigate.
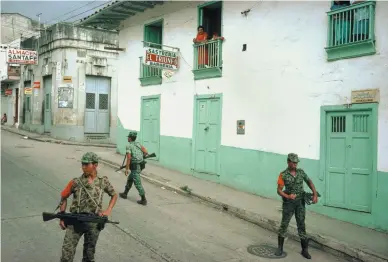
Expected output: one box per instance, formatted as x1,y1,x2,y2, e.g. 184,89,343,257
117,1,388,171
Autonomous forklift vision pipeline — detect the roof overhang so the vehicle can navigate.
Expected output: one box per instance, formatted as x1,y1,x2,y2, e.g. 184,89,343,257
78,1,164,31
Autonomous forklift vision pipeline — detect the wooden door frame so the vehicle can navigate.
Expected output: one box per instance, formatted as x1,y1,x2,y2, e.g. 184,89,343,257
319,103,378,210
140,94,161,161
191,93,223,175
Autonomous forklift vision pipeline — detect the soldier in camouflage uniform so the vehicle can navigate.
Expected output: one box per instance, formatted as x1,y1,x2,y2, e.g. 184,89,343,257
58,152,118,262
275,153,318,259
119,131,149,205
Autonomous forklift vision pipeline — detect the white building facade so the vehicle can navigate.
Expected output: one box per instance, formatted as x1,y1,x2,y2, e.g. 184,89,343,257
80,1,388,232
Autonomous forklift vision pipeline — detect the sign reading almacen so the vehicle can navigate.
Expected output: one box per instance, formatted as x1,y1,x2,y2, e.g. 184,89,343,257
7,48,38,65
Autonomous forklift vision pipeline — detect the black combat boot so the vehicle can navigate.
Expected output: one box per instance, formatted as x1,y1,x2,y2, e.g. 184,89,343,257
137,194,147,205
301,239,311,259
119,187,129,199
275,236,285,256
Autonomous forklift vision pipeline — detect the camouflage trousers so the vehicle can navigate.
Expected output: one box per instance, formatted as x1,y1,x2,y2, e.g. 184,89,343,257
278,199,307,240
60,223,101,262
125,165,145,196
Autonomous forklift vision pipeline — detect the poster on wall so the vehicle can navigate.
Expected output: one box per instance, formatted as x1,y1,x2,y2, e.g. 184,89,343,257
58,83,74,108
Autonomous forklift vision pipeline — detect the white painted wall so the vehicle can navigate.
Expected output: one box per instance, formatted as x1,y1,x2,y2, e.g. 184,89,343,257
117,1,388,171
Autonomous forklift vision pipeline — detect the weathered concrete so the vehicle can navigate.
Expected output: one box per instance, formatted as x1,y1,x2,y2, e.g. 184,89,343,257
1,130,343,262
18,22,119,144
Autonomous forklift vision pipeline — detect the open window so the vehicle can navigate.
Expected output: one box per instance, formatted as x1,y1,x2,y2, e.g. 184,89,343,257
199,1,222,39
144,19,163,48
193,1,224,80
140,19,164,86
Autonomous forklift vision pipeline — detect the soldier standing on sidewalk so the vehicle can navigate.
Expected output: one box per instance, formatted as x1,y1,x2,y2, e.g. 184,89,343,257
119,131,149,205
275,153,318,259
58,152,118,262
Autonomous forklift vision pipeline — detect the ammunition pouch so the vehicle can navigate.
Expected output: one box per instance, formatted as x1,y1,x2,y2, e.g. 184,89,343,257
130,161,146,171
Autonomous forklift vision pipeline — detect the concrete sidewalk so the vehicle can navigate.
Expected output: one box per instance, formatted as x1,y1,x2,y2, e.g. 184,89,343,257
0,126,115,148
2,127,388,262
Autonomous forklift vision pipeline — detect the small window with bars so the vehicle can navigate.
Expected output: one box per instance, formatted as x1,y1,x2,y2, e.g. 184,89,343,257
86,93,95,109
353,114,369,133
26,97,31,111
99,94,108,110
45,94,50,109
331,116,346,133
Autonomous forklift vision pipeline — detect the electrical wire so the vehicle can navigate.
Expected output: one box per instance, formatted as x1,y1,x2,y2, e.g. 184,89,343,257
2,0,113,42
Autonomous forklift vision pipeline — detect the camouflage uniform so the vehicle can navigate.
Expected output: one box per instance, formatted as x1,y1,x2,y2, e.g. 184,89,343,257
119,131,147,205
278,167,309,239
275,153,312,259
60,152,116,262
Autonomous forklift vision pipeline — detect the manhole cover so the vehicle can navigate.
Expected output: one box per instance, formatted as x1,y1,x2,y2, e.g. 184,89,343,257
247,244,287,259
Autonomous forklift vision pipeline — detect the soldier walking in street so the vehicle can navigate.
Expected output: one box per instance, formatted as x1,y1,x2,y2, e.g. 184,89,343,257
119,131,149,205
58,152,118,262
275,153,318,259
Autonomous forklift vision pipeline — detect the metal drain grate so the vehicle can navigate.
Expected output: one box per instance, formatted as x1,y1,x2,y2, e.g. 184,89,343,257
247,244,287,259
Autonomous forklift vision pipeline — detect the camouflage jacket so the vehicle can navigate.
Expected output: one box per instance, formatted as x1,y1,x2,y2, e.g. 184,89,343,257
280,168,310,199
68,174,116,214
126,141,144,164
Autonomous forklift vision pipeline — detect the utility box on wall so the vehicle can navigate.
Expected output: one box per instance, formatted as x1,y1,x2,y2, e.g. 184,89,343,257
237,120,245,135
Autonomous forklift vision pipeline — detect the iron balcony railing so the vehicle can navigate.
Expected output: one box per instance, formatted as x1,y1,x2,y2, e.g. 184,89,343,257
193,39,223,70
327,1,375,47
139,56,162,79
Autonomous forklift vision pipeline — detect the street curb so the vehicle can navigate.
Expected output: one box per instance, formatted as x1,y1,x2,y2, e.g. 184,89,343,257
98,158,387,262
1,127,116,148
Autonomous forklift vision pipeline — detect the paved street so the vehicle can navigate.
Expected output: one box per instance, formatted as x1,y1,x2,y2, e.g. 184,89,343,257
1,131,345,262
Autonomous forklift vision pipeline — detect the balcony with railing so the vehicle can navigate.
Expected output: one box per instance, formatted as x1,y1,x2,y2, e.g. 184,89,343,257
192,39,223,80
139,56,162,86
325,1,376,61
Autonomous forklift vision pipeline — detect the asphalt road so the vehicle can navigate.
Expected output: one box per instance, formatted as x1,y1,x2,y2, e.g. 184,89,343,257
1,131,345,262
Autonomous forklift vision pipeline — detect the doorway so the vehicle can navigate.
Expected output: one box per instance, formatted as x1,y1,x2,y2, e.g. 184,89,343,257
84,76,111,134
192,94,222,175
43,76,52,133
140,95,160,160
322,105,378,213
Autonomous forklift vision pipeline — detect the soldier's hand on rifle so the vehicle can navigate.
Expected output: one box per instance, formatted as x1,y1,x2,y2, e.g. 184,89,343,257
59,219,66,230
98,209,111,217
312,194,318,204
288,194,296,200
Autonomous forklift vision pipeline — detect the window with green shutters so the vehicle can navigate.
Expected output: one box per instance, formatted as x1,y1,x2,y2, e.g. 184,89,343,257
140,19,163,86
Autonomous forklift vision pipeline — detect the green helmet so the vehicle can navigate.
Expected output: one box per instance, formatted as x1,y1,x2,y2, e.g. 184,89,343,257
81,152,99,163
127,131,137,137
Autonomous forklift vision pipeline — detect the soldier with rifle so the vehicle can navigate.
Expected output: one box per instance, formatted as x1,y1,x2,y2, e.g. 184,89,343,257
119,131,149,205
55,152,118,262
275,153,319,259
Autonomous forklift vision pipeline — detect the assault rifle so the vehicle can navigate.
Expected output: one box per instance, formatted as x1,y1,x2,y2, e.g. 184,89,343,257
303,191,321,205
42,212,119,229
115,152,156,172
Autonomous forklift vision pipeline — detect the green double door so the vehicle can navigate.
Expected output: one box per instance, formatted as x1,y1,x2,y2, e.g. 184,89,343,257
325,110,374,213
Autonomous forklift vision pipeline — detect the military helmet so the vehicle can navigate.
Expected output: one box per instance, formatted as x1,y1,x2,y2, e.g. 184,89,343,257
127,131,137,137
81,152,99,163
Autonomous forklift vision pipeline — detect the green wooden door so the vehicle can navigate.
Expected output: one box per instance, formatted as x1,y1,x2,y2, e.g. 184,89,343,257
141,97,160,160
325,111,373,213
194,97,221,174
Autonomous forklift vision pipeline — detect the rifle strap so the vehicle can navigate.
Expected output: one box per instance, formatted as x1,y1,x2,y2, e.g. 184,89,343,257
76,177,104,214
